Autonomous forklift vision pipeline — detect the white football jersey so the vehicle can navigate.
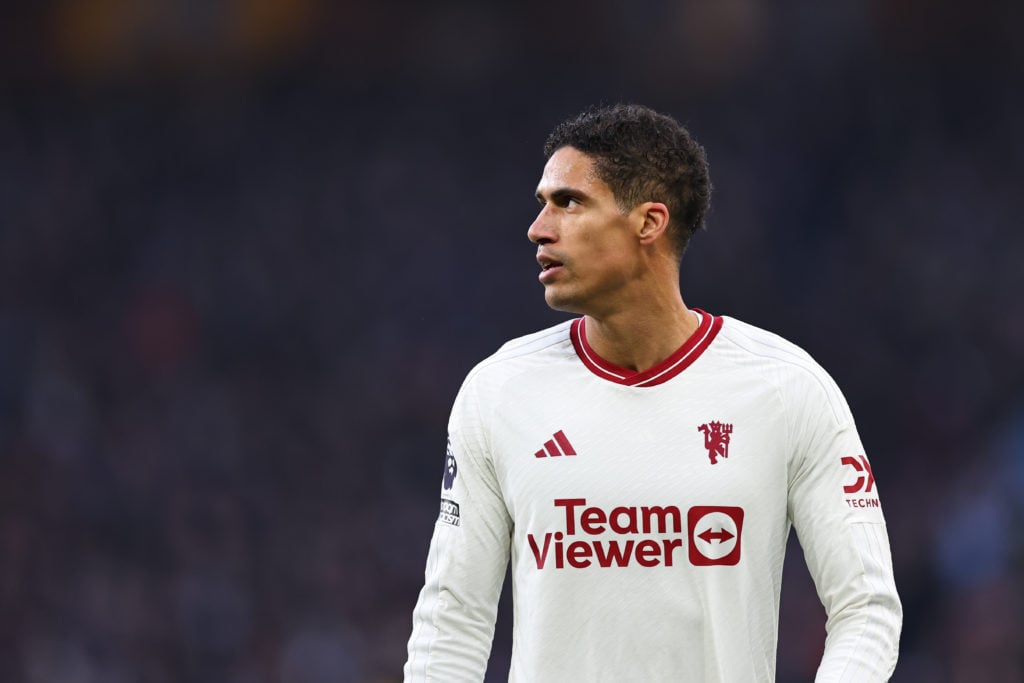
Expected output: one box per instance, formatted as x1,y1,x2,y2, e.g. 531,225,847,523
405,311,901,682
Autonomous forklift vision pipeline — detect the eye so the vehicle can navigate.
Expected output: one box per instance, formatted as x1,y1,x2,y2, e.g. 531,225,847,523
536,192,583,209
556,195,580,208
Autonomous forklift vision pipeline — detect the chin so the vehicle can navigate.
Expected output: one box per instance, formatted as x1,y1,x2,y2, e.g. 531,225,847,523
543,288,586,315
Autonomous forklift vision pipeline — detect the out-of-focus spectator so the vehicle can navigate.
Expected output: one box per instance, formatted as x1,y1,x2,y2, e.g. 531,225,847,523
0,1,1021,681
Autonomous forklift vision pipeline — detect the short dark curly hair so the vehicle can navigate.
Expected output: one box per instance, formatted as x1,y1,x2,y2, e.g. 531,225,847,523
543,103,711,257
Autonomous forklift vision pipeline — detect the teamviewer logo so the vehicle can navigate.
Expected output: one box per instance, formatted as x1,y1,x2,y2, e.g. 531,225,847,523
687,506,744,566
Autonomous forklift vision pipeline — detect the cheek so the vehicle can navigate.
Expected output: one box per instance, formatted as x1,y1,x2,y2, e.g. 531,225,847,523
563,214,636,269
586,233,635,265
576,244,635,287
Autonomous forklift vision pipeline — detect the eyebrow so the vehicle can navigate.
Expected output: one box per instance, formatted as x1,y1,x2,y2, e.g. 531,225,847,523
535,187,589,203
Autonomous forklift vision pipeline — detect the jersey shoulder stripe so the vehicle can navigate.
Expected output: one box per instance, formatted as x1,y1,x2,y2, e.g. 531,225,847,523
464,320,575,386
714,316,854,426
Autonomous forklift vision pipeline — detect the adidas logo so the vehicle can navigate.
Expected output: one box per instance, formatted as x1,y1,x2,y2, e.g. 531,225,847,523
534,430,577,458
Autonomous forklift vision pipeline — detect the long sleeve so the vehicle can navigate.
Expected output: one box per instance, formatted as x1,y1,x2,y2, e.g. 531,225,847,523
786,371,902,682
404,378,513,682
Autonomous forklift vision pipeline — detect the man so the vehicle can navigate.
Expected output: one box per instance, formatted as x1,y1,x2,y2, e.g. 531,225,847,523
404,104,901,681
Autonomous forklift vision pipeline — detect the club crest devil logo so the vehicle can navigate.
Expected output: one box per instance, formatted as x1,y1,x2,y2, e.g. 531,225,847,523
698,421,733,465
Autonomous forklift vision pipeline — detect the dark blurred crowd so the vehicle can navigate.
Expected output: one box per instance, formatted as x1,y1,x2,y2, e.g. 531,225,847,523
1,1,1022,682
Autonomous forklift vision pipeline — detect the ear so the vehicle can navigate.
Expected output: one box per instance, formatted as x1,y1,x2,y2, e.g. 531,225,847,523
636,202,671,246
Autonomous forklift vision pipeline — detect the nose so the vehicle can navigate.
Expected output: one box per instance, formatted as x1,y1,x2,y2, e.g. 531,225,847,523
528,205,555,245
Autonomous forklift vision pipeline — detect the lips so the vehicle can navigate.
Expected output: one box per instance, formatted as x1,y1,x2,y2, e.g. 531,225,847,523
537,253,564,282
537,253,563,271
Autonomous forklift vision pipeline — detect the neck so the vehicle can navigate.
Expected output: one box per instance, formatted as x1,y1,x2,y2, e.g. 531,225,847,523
583,292,697,373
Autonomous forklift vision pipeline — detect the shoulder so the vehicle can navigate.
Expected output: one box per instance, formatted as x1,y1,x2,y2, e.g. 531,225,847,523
711,315,853,426
462,319,577,391
713,315,819,370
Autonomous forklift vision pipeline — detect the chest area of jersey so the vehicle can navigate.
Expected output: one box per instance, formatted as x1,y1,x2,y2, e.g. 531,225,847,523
492,380,784,504
492,379,787,571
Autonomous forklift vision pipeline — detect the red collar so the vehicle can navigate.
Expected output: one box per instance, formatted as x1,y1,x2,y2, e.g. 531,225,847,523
570,309,722,387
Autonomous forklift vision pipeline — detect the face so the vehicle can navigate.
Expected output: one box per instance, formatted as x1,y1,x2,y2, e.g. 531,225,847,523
528,146,645,316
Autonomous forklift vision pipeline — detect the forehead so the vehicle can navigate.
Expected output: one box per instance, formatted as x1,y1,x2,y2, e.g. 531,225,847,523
536,146,607,196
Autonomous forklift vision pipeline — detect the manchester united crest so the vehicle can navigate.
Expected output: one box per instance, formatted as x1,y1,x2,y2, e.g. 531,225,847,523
698,421,733,465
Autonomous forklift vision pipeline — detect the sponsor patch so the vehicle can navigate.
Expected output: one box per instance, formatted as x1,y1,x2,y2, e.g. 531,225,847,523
439,498,461,527
525,498,746,569
840,455,884,519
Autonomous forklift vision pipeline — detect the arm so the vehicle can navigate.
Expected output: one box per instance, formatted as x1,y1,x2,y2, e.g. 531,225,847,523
786,374,902,682
404,380,513,682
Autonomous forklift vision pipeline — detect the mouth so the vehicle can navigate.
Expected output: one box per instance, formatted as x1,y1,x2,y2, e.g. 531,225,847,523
537,253,563,271
537,255,564,283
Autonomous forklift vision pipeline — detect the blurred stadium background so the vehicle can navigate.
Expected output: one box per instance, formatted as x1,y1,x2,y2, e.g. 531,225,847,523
1,1,1022,681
